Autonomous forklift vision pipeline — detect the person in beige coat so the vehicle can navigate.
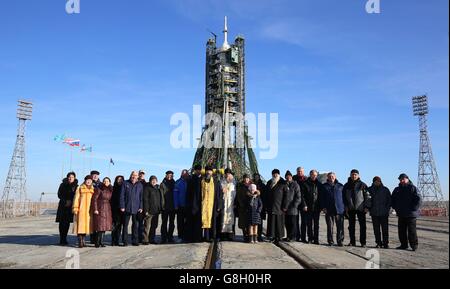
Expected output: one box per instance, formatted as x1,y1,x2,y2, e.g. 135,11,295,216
72,175,95,248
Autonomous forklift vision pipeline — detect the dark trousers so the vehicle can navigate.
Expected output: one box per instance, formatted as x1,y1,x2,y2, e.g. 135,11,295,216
112,211,125,245
348,210,367,245
123,213,139,244
304,210,320,242
185,211,203,243
325,214,344,245
297,210,314,242
297,210,306,242
372,216,389,246
177,207,187,240
58,221,70,243
285,215,298,240
138,214,144,243
267,214,285,241
398,217,418,248
143,214,159,243
161,210,176,242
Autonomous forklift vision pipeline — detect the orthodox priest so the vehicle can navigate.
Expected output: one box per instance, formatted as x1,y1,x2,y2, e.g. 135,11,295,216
219,168,237,241
201,166,224,242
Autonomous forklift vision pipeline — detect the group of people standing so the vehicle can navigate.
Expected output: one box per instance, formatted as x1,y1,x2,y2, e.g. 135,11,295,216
56,166,422,251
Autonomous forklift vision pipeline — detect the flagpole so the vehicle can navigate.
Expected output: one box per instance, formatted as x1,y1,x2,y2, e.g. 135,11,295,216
108,160,111,178
61,144,65,179
82,150,86,176
89,145,93,172
70,146,73,171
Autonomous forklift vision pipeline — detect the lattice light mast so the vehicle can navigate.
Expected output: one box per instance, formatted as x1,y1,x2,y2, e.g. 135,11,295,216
412,95,444,209
1,100,33,218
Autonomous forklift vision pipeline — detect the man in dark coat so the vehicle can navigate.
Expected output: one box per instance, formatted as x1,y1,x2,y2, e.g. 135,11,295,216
56,172,78,245
343,169,371,247
137,170,147,243
368,176,392,248
120,171,144,246
160,171,176,243
236,174,252,242
174,169,190,242
185,165,203,243
293,167,308,242
392,173,421,251
142,176,164,244
321,172,345,246
302,170,322,244
253,173,266,242
285,171,302,242
266,169,290,243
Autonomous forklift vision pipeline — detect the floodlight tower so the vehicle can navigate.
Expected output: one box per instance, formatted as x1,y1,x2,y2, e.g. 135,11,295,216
1,100,33,218
412,95,444,209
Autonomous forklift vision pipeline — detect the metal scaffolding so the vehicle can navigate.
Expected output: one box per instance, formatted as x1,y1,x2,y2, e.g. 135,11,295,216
192,17,260,180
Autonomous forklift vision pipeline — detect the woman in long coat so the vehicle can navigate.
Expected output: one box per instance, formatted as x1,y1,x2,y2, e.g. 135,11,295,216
72,175,95,248
111,175,125,246
92,177,113,248
56,172,78,245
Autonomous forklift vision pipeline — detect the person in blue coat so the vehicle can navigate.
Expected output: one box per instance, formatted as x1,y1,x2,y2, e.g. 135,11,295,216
120,171,144,246
320,172,345,246
174,169,190,242
392,173,421,251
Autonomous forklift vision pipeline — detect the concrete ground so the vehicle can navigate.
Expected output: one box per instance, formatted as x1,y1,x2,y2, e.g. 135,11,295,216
0,214,448,269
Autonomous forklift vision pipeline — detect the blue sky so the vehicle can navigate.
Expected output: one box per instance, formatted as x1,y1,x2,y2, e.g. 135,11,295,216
0,0,448,201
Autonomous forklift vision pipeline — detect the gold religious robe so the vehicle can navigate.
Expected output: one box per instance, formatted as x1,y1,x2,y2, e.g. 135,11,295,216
201,179,215,229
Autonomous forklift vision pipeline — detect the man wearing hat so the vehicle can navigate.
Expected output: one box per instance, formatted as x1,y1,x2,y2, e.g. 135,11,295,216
284,170,302,242
343,169,371,247
368,176,392,248
265,169,290,243
185,164,203,243
392,174,421,251
160,170,176,243
91,170,101,189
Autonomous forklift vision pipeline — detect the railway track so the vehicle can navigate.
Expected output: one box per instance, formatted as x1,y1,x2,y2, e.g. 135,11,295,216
204,236,319,269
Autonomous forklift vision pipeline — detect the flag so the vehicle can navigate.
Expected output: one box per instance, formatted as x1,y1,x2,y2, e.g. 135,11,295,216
54,134,66,142
69,141,80,147
110,158,115,166
64,139,80,147
80,145,92,152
